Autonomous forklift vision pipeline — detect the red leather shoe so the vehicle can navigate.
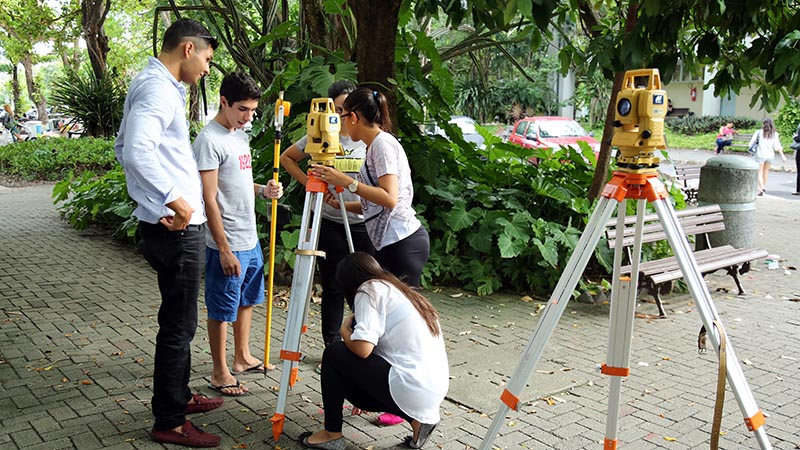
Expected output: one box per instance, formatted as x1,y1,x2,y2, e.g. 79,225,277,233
150,420,221,447
186,393,224,414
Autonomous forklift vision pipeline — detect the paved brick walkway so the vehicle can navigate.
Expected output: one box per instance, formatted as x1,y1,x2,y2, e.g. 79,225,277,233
1,183,799,449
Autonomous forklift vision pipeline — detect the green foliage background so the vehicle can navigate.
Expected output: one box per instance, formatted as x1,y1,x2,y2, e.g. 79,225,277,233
0,136,116,180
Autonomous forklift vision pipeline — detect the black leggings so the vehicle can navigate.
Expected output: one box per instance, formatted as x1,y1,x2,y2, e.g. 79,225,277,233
318,219,375,346
321,341,411,432
376,226,430,288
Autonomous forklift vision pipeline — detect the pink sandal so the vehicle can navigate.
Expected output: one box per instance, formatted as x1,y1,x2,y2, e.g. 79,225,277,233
376,413,404,426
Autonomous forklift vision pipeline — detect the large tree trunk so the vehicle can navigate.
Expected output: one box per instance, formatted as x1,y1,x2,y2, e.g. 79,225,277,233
347,0,403,134
21,53,48,123
12,63,21,111
301,0,353,61
588,71,625,199
82,0,111,80
301,0,328,52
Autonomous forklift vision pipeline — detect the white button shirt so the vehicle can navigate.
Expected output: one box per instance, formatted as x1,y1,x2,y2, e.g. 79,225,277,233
115,57,205,225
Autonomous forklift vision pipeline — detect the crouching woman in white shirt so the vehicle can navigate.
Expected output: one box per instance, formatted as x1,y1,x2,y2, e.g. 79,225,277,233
299,252,449,450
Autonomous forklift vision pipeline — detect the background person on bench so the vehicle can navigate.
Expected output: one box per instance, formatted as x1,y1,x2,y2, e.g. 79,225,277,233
715,123,736,154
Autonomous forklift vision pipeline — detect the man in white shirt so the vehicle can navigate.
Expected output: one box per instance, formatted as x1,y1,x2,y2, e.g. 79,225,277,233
115,18,222,448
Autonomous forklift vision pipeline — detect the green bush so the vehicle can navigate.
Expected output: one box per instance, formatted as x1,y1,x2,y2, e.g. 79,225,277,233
776,98,800,139
51,69,126,138
0,137,116,180
52,166,137,239
666,115,757,135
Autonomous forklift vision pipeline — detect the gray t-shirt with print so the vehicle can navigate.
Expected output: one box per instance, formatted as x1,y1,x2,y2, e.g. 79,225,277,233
359,132,421,250
296,134,367,223
193,120,258,252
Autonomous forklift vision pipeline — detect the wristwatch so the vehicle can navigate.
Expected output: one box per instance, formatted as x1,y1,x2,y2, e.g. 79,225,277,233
259,184,268,198
347,179,359,193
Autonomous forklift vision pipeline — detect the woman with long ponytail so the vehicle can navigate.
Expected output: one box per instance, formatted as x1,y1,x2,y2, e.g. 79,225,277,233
308,87,430,289
299,252,448,449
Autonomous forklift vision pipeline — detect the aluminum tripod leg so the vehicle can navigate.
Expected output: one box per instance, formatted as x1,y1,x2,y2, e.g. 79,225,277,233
271,189,325,441
652,198,771,449
602,199,646,450
478,196,619,450
337,191,354,253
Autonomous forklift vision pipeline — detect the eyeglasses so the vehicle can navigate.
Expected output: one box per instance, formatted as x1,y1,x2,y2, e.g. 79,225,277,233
196,34,219,50
340,112,353,119
335,107,344,114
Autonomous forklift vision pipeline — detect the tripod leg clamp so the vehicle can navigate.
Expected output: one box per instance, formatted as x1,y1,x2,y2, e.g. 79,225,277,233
295,249,326,258
500,389,519,411
600,363,630,377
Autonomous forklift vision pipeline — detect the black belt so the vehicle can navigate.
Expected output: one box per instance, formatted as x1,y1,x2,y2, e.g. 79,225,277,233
139,221,206,233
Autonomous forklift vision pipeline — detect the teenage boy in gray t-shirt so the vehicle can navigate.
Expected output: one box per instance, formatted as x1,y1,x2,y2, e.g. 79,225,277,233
193,71,283,396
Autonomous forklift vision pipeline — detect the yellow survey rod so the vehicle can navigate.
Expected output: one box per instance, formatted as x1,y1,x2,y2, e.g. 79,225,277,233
265,91,290,371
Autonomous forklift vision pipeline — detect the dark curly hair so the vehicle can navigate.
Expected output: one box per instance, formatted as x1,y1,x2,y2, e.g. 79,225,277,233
220,71,262,105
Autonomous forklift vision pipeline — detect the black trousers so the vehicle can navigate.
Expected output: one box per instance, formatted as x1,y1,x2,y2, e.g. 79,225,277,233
376,226,430,288
321,341,410,432
138,221,205,430
318,219,375,346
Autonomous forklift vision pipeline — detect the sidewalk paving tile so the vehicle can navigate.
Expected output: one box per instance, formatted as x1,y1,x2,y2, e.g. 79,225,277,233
2,183,799,449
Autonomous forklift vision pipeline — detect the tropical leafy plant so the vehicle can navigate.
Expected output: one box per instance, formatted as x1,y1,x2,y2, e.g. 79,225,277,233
776,98,800,139
51,68,126,138
52,166,137,239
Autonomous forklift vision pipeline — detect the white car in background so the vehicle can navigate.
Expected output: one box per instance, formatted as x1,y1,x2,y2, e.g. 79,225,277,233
425,115,486,149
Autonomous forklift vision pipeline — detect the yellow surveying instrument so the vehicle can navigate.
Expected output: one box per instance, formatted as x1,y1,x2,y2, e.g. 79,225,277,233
270,98,354,441
479,69,772,450
305,98,345,166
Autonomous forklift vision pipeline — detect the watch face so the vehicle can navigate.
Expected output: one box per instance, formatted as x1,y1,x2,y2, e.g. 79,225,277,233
349,181,358,192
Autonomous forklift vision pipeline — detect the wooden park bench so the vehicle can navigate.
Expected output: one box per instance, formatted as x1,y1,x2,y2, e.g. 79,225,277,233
667,107,692,118
674,164,702,205
728,133,753,152
604,204,768,318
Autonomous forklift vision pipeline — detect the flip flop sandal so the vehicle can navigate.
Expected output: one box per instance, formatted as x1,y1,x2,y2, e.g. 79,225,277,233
207,379,248,397
230,362,266,375
298,431,347,450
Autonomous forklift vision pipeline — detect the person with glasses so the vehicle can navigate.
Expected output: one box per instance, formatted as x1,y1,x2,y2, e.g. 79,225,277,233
193,71,284,397
114,18,221,448
308,87,429,289
280,80,376,351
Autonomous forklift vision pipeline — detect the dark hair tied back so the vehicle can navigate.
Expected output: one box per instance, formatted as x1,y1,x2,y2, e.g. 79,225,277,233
342,86,392,132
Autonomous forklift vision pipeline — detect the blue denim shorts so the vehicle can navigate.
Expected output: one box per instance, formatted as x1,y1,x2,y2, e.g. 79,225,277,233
204,244,265,322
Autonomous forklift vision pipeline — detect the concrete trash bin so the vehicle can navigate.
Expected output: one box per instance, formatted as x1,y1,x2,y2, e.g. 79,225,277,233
697,155,758,248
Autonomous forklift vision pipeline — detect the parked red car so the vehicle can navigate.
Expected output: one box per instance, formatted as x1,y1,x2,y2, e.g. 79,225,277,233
507,116,600,163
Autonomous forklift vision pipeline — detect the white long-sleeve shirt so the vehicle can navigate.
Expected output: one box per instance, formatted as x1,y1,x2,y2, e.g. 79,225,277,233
114,57,205,225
